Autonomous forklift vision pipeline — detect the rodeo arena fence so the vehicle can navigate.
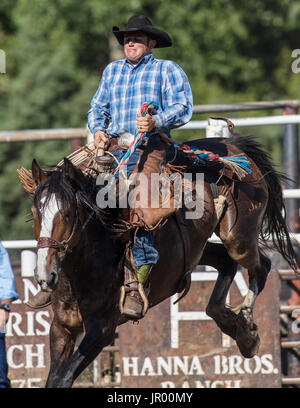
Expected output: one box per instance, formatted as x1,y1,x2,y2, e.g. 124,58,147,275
0,100,299,388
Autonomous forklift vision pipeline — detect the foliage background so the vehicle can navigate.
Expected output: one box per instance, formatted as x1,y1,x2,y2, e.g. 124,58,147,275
0,0,300,239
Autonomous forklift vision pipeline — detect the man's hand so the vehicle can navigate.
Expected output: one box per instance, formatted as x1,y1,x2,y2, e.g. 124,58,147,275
94,130,109,150
0,299,12,330
136,113,156,133
0,309,8,331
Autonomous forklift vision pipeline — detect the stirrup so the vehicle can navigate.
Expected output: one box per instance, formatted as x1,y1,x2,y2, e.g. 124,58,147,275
119,283,149,320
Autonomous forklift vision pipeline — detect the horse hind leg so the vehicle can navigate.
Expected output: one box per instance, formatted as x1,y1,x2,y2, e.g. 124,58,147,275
234,252,271,358
201,243,239,340
224,238,271,358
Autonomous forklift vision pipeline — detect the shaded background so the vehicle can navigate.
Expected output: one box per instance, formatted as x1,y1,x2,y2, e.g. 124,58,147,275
1,0,300,239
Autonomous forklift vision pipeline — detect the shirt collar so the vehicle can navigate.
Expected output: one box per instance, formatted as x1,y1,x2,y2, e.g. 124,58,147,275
125,53,154,69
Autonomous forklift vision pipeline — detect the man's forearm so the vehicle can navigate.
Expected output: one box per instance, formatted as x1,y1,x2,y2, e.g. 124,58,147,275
154,103,193,132
87,106,109,136
0,299,13,304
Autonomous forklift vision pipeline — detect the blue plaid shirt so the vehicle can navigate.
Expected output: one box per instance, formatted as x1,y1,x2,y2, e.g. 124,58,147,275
0,241,19,302
88,53,193,137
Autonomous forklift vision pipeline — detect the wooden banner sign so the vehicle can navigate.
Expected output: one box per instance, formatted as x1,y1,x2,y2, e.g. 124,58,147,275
5,277,53,388
5,270,281,388
117,269,281,388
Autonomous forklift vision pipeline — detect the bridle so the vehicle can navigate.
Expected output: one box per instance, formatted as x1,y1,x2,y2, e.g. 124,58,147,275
36,201,94,254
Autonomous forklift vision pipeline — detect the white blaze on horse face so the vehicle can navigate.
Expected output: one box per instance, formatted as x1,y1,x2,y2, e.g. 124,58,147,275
36,195,61,282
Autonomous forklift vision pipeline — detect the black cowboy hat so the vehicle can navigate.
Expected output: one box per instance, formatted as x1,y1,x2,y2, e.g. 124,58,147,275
112,15,172,48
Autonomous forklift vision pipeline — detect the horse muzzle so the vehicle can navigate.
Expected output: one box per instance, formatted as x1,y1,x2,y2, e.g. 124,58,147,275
35,247,61,291
36,272,58,292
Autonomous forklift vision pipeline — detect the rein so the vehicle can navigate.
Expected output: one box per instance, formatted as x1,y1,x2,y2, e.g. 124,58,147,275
113,101,158,180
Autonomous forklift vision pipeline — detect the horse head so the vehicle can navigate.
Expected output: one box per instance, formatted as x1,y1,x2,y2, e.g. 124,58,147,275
31,158,94,292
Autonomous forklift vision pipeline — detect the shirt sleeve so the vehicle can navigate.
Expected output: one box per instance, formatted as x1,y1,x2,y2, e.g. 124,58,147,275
154,61,193,132
0,241,19,301
87,65,112,136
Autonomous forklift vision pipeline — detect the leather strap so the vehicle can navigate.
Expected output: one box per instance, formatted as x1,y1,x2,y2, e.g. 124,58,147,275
210,182,219,199
173,211,192,303
37,237,66,250
209,116,235,134
36,208,80,253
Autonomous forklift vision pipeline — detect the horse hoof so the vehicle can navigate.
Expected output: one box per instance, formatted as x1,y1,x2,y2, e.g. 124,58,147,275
235,309,260,358
236,330,260,358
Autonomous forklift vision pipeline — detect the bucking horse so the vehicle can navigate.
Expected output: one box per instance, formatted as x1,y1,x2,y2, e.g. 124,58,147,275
18,130,298,388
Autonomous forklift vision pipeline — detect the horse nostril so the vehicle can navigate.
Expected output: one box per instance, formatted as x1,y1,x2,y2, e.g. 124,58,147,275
47,272,57,288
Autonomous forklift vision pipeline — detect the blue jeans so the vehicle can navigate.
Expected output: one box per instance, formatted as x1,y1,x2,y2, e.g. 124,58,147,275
112,148,141,178
113,146,159,269
132,229,159,269
0,333,10,388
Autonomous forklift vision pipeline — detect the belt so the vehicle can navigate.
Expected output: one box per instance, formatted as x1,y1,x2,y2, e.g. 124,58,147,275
108,133,149,153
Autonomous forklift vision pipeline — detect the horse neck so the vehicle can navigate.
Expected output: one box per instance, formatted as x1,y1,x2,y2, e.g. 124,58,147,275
63,218,120,279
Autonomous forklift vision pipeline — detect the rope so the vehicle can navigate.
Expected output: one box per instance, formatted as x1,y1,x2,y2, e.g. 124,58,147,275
113,101,158,180
159,133,252,179
105,150,131,191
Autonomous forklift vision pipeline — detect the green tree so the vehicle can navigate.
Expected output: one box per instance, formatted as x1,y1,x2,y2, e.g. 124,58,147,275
0,0,300,239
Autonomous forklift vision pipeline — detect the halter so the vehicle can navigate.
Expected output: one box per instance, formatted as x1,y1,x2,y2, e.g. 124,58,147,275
37,203,94,254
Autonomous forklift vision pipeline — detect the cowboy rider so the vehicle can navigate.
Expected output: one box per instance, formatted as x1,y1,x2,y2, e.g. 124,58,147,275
90,15,193,320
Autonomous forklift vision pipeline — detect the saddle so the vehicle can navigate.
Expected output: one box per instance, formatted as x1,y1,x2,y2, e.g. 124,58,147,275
107,133,228,235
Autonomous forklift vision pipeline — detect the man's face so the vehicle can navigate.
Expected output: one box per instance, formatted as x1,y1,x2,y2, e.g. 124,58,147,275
124,32,156,65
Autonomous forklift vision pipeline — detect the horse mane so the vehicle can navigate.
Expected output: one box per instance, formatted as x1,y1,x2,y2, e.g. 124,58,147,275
33,164,103,221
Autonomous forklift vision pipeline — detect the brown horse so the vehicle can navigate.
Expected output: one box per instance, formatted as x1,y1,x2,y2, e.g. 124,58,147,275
25,133,297,388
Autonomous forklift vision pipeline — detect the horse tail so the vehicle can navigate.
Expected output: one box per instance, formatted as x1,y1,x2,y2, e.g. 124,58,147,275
226,134,299,272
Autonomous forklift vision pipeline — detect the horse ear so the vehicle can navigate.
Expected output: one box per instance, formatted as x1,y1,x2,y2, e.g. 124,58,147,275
63,158,77,186
32,159,47,187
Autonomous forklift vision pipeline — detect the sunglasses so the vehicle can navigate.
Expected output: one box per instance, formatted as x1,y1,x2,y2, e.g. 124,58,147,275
124,36,149,45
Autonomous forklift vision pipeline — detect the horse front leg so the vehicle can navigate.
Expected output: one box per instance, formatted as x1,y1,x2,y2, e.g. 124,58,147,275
201,242,239,339
45,318,79,388
47,316,118,388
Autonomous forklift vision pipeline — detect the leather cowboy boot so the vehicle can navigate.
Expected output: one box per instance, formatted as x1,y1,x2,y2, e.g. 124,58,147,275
121,264,153,320
26,291,52,309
